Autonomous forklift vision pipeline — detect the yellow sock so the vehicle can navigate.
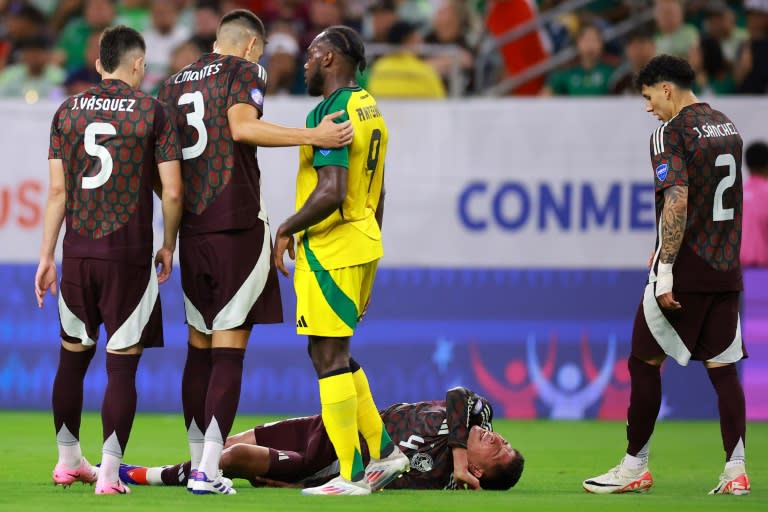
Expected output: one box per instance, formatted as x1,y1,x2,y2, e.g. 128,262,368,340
319,372,364,481
352,366,393,460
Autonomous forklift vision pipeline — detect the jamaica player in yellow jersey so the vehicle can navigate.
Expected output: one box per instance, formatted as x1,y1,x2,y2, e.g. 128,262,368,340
274,26,410,496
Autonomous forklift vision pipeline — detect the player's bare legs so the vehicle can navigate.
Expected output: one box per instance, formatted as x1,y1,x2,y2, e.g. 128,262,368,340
190,327,248,495
302,336,370,495
52,340,97,487
705,361,749,495
95,343,143,495
583,355,662,494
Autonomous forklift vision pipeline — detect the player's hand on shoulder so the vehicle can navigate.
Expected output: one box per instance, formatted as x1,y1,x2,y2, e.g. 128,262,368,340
315,110,353,148
274,225,295,278
34,258,58,308
154,247,174,284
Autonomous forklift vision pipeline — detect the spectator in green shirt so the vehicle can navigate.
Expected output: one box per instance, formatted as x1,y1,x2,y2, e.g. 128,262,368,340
53,0,115,73
542,22,615,96
654,0,699,58
0,35,65,101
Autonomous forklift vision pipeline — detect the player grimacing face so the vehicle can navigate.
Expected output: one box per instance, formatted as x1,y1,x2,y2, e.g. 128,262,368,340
641,82,676,123
304,36,329,97
466,425,516,479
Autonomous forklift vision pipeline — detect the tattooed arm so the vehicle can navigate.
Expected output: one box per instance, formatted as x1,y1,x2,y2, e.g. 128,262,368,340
656,185,688,310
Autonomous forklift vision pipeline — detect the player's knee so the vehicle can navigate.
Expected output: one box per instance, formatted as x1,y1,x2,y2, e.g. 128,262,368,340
221,443,248,468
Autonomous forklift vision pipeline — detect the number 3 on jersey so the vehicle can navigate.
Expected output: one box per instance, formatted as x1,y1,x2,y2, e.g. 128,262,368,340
178,91,207,160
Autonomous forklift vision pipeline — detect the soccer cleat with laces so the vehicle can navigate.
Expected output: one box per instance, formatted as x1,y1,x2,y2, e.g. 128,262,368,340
365,448,410,491
190,470,236,495
301,475,371,496
95,478,131,495
709,466,750,496
52,457,99,487
583,459,653,494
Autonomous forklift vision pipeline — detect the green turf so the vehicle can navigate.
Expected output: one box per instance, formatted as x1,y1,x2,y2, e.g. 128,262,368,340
0,411,765,511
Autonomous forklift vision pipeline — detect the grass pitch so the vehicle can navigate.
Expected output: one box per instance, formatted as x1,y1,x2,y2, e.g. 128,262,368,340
0,411,765,512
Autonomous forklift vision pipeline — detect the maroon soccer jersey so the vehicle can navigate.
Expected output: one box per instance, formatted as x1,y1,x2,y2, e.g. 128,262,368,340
380,387,494,490
649,103,743,292
48,79,181,261
157,53,268,236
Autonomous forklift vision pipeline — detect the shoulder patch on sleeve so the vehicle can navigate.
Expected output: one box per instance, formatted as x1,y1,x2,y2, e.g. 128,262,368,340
655,162,669,182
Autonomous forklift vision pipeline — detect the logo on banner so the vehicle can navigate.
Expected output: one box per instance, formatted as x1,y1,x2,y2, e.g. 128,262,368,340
655,163,669,182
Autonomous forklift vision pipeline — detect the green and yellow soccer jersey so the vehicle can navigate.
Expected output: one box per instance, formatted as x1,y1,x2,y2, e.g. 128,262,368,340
295,86,387,271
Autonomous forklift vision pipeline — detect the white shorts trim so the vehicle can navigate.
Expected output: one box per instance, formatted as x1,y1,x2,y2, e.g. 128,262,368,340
184,222,271,333
106,263,159,350
58,292,97,346
642,283,691,366
706,314,743,364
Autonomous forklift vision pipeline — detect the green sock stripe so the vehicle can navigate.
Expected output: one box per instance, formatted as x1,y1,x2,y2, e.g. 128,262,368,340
380,426,394,455
351,448,365,481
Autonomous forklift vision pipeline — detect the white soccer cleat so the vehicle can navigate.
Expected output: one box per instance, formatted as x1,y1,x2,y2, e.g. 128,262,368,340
186,468,232,491
190,470,236,495
709,465,750,496
301,475,371,496
583,459,653,494
365,448,410,491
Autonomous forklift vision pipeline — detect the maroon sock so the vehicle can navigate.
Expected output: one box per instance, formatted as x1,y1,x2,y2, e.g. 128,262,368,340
626,356,662,456
204,348,245,443
52,346,95,439
102,353,141,456
182,344,212,432
161,461,192,485
707,364,746,462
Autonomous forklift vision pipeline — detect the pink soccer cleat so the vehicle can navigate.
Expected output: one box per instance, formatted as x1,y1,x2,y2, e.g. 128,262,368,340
52,458,98,487
95,478,132,495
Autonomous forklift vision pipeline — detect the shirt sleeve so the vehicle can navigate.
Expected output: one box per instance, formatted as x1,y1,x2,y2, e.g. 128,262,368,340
445,387,492,448
48,104,64,160
650,123,688,192
312,109,350,169
227,61,268,117
154,100,182,163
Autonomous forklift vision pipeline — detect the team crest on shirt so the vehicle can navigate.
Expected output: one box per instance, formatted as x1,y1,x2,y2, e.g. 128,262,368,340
250,87,264,107
410,453,434,472
655,163,669,182
319,149,331,156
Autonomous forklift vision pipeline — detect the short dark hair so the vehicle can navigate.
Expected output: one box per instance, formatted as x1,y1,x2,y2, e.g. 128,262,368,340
634,54,695,91
218,9,266,40
625,27,654,45
99,25,145,73
746,141,768,171
322,25,367,72
479,449,525,491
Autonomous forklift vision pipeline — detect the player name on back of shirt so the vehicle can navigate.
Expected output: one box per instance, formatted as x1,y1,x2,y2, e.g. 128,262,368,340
173,63,223,85
694,122,739,139
71,96,136,112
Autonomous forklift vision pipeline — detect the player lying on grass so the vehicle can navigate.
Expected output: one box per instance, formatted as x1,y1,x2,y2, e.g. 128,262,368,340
120,386,524,491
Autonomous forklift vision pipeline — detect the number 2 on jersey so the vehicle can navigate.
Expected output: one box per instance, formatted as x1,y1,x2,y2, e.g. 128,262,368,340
713,153,736,222
366,128,382,191
178,91,207,160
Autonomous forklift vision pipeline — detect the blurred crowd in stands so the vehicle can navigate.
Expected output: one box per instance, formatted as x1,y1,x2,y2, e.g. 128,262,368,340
0,0,765,102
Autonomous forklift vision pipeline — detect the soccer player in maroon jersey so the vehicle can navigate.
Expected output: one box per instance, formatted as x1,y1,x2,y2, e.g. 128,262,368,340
35,26,183,495
118,386,524,491
583,55,749,496
156,10,352,495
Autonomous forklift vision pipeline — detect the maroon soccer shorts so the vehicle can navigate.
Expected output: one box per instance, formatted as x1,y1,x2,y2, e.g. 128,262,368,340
58,257,163,350
252,415,338,484
179,221,282,334
631,284,746,365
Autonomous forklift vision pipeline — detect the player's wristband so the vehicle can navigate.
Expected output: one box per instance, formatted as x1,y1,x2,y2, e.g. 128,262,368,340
655,263,673,297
